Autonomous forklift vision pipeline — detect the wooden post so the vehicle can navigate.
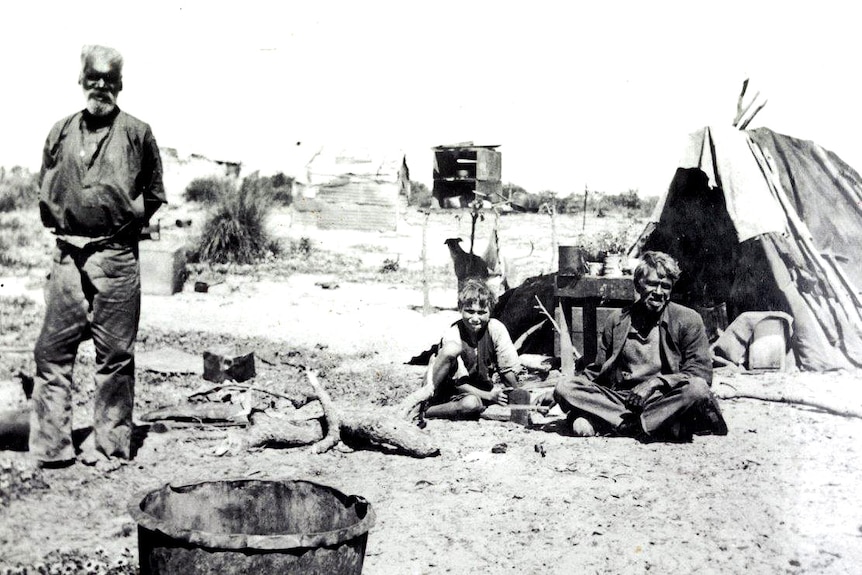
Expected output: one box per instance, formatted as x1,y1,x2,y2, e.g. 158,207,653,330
582,299,598,364
469,203,479,255
549,199,558,272
421,210,431,316
555,301,575,377
582,186,588,231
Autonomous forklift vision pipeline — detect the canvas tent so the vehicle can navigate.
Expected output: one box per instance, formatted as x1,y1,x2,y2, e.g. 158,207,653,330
292,147,409,232
635,125,862,371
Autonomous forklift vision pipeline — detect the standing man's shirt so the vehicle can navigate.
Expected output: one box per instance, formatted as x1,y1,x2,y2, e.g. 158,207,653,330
39,107,165,239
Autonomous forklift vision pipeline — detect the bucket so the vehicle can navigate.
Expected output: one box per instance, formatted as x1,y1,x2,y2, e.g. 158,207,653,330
129,479,375,575
558,246,587,277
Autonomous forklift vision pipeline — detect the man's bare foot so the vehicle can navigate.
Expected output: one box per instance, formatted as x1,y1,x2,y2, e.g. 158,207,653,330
571,417,597,437
79,436,127,471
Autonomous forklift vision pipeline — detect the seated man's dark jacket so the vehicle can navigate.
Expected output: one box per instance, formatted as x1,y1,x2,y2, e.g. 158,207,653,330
583,301,712,390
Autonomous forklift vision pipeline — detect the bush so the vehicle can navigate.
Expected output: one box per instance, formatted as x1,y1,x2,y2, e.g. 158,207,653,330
0,212,52,271
0,166,38,213
408,181,433,208
558,194,584,214
291,237,313,257
184,176,234,204
270,172,294,189
269,185,293,206
192,173,280,264
243,170,297,207
380,257,400,273
270,172,293,204
637,194,659,217
597,189,656,218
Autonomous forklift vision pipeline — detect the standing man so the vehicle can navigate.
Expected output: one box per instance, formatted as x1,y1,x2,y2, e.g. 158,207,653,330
553,251,727,442
31,45,165,467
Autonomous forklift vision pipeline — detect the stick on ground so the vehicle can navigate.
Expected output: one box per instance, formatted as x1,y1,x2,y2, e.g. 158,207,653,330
305,370,342,454
716,390,862,420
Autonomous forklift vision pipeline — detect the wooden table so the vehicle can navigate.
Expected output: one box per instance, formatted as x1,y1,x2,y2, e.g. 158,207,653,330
554,274,636,364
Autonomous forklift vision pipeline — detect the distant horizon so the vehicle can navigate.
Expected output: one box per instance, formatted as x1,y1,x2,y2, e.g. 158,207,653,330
3,3,861,198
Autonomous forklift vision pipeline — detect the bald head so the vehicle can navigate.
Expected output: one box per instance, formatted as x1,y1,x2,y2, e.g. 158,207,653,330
79,45,123,116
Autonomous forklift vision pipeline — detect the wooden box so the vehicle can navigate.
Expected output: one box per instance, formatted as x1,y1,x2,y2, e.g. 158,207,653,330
432,144,502,205
139,242,187,296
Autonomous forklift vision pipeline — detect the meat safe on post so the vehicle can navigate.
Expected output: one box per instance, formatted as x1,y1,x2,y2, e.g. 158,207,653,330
432,143,502,207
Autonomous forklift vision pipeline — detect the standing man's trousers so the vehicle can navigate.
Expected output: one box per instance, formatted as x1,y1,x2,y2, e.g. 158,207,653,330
29,241,140,464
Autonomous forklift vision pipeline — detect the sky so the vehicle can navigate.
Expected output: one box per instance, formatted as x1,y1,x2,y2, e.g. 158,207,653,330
2,1,861,197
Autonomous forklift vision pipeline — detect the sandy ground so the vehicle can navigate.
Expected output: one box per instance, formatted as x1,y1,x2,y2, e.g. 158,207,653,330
1,208,861,574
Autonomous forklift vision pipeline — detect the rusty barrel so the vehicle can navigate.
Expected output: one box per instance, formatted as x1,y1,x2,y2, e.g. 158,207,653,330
558,246,587,277
129,479,375,575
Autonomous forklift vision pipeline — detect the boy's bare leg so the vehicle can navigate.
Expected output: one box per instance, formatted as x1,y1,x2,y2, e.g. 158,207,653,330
400,350,458,421
425,394,484,419
399,353,442,422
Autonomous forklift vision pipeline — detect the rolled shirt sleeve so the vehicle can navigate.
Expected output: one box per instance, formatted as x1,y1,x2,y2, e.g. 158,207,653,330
488,318,521,374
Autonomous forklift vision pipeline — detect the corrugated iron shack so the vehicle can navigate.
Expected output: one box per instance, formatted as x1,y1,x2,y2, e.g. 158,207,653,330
292,148,409,231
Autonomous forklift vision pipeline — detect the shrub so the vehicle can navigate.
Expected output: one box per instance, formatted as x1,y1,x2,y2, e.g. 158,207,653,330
289,237,313,257
193,173,280,264
380,257,400,273
0,167,38,213
510,191,542,212
0,212,52,271
598,189,656,218
408,181,433,208
617,189,642,210
265,172,295,206
637,195,659,217
557,194,583,214
184,176,234,204
270,172,294,189
269,185,293,206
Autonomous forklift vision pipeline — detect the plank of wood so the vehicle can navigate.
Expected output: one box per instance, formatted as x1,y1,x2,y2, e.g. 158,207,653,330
556,301,575,377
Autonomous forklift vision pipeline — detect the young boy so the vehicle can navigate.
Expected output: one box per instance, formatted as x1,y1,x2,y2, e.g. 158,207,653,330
421,278,521,419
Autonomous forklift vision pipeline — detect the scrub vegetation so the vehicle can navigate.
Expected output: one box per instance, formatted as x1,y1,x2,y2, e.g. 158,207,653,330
188,173,282,265
0,167,38,213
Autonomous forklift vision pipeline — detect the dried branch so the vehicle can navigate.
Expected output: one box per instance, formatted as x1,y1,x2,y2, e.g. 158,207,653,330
305,370,342,454
533,296,562,335
716,391,862,420
188,382,302,407
398,353,437,422
341,408,440,457
513,320,547,352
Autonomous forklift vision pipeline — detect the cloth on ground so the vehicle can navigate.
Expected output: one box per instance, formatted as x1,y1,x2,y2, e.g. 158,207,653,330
711,311,793,370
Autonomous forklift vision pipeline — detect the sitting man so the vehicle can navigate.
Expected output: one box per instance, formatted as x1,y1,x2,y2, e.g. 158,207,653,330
553,251,727,442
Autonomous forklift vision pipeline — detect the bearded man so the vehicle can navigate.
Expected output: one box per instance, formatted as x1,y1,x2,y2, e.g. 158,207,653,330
553,251,727,442
30,45,165,467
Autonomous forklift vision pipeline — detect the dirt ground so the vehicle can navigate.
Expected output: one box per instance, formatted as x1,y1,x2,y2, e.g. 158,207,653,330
1,207,861,574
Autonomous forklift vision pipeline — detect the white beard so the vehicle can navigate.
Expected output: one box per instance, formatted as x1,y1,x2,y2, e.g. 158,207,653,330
85,93,116,117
